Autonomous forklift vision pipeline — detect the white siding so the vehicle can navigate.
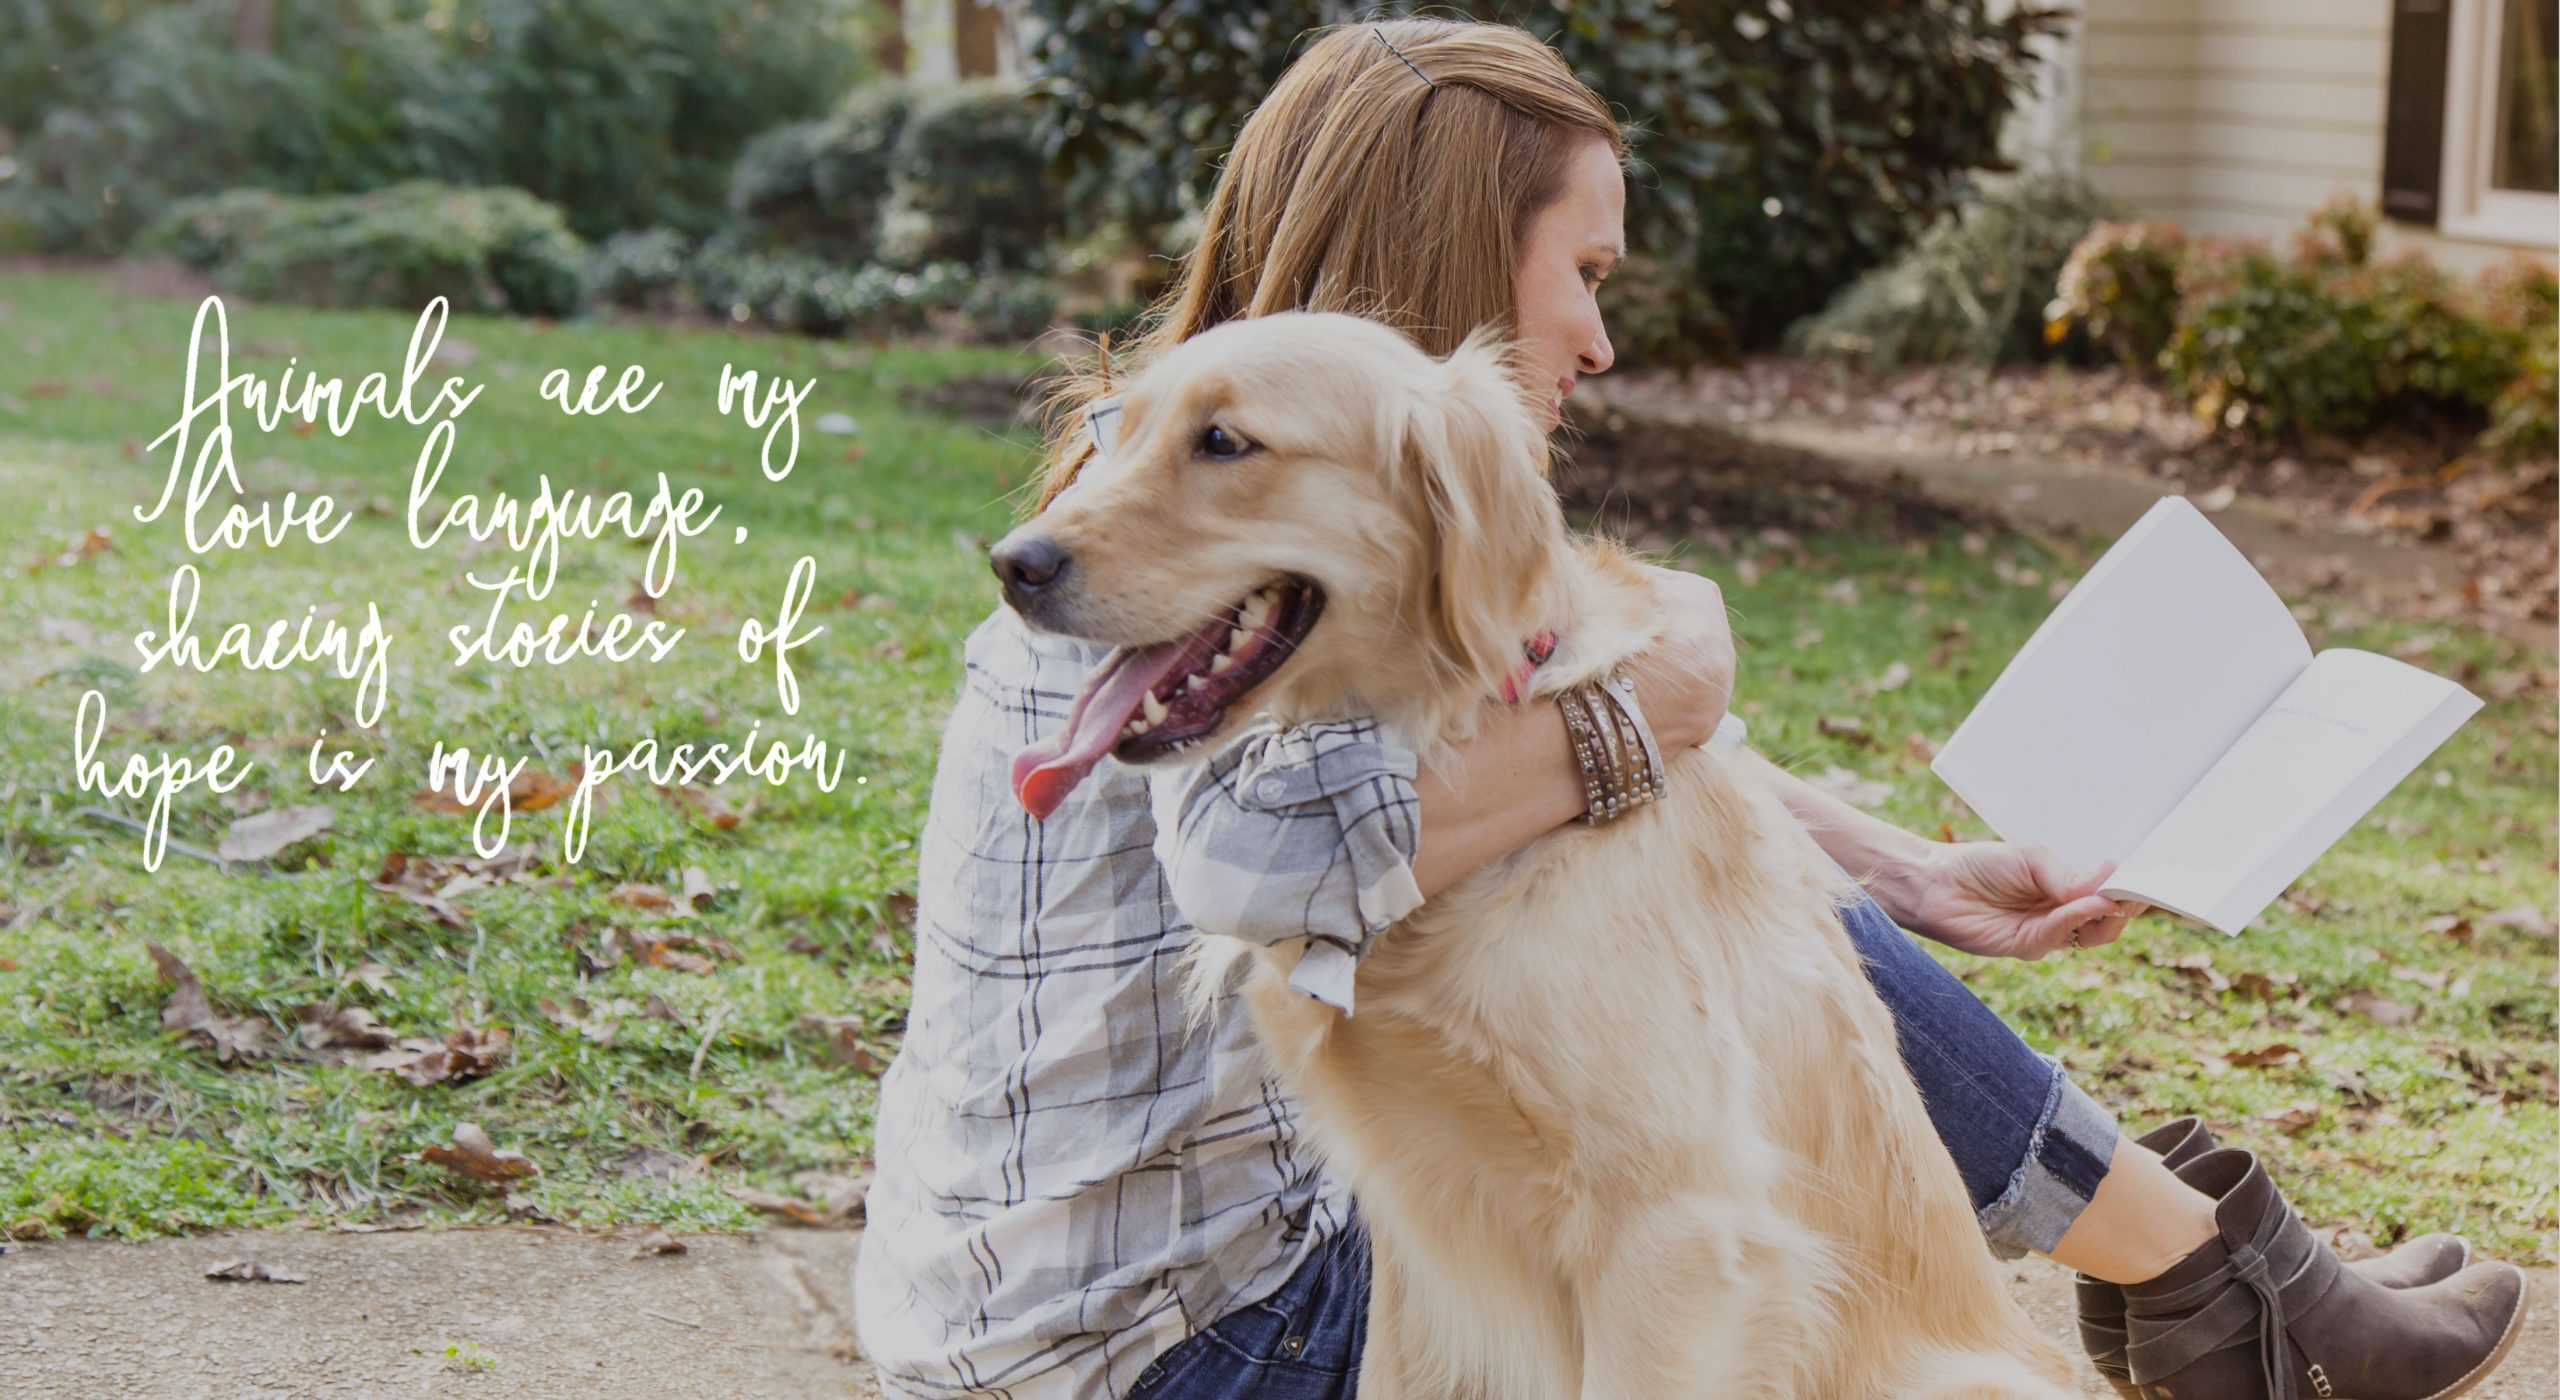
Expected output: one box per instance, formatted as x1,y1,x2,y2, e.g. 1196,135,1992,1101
2069,0,2544,271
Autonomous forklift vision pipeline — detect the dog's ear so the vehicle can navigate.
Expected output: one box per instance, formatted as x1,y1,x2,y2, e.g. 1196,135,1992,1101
1400,329,1566,696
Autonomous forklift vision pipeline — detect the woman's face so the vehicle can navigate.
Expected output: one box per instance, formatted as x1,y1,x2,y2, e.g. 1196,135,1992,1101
1512,134,1624,431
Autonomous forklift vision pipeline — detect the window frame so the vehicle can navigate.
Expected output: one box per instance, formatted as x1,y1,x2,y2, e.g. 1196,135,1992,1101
2439,0,2560,245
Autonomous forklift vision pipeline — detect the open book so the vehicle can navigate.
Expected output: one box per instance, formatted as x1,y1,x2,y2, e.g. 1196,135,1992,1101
1930,497,2482,936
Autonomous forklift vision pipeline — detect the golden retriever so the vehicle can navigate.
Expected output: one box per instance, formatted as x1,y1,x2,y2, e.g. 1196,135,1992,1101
990,312,2080,1399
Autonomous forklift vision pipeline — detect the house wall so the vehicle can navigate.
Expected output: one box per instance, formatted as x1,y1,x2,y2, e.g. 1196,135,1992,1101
2074,0,2545,272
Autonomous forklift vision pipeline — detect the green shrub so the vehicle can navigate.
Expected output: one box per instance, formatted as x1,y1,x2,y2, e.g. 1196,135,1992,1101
144,183,587,318
2050,220,2188,369
0,0,866,254
1790,176,2112,368
728,84,913,264
681,240,1052,341
585,228,696,312
2164,242,2390,437
888,83,1062,271
2477,257,2560,462
2155,207,2556,444
1022,0,2061,359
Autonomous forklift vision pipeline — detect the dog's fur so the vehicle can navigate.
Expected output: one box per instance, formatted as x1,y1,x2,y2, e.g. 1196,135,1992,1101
1000,313,2080,1399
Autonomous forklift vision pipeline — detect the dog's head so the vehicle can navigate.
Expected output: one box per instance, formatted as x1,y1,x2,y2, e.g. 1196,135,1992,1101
996,312,1566,818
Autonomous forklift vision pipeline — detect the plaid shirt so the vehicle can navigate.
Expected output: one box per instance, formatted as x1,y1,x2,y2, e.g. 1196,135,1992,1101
855,604,1423,1399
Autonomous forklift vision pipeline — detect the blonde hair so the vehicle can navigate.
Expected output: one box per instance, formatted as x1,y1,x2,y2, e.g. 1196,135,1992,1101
1031,17,1624,511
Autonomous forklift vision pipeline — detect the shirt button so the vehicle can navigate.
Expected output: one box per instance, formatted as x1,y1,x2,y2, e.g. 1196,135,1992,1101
1255,775,1289,804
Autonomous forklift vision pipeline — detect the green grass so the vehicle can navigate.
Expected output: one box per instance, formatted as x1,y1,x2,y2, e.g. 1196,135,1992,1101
1,271,2552,1262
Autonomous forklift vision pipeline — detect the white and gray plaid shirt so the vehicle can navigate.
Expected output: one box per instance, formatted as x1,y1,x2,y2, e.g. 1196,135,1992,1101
855,603,1425,1399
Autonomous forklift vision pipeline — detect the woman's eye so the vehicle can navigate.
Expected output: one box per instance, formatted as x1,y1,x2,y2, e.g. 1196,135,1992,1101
1199,424,1249,460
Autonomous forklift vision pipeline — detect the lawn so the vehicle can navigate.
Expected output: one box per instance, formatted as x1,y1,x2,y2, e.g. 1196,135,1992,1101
2,270,2552,1261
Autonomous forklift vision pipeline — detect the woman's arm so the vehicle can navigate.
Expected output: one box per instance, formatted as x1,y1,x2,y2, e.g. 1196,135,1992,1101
1152,565,1737,1010
1416,566,1734,896
1736,746,2144,959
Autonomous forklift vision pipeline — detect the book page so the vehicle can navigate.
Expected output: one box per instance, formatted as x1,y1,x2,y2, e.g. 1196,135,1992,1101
2104,649,2482,933
1931,497,2312,871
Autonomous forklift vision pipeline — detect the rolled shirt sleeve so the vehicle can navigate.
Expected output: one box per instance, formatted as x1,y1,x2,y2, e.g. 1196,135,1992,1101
1148,718,1424,1017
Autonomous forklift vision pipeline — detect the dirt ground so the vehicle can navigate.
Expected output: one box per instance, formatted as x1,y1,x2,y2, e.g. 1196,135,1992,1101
2,1225,2549,1398
1572,376,2556,654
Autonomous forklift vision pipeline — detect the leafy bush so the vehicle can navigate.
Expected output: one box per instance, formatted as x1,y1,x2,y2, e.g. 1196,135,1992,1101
1790,176,2113,368
727,84,912,265
2050,221,2188,369
0,0,866,254
2147,203,2557,444
1021,0,2061,359
2476,257,2560,462
682,239,1055,341
584,228,695,312
2164,243,2391,437
887,83,1063,271
143,183,587,318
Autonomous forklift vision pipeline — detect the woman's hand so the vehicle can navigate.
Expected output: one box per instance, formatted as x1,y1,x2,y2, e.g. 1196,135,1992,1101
1620,566,1735,752
1872,841,2148,961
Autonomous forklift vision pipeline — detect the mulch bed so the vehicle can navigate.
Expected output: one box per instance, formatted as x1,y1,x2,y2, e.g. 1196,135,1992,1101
1611,360,2556,630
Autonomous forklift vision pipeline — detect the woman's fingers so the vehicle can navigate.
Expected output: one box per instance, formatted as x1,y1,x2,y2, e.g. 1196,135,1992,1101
2033,894,2120,951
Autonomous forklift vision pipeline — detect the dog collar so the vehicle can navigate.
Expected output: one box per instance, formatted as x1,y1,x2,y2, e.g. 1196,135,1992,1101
1498,630,1559,705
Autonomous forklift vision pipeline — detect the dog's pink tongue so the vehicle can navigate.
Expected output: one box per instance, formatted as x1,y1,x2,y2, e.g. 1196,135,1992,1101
1010,640,1188,819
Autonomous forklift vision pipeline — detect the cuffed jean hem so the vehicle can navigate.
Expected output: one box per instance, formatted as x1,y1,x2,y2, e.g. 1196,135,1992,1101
1975,1062,2120,1260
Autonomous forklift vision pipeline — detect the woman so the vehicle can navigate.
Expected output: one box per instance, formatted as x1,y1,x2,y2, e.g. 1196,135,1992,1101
857,19,2525,1400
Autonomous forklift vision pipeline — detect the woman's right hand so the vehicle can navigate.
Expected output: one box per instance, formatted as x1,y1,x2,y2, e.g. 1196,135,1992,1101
1620,565,1736,752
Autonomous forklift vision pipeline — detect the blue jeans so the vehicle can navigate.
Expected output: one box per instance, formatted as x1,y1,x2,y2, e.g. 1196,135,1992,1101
1127,882,2121,1398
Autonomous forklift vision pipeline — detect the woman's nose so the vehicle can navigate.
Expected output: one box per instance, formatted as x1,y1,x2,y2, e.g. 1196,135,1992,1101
1580,325,1615,377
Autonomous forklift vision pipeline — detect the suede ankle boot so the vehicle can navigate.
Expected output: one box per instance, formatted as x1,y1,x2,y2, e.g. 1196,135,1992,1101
2075,1120,2471,1398
2120,1148,2527,1400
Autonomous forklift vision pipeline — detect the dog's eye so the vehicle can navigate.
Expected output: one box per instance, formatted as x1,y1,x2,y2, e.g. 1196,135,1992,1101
1197,424,1252,461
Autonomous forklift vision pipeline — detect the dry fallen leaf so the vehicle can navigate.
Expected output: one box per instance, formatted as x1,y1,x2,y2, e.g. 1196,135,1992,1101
610,882,676,912
537,995,622,1046
2230,970,2300,1002
800,1014,884,1073
296,1004,399,1053
204,1259,306,1284
216,804,334,863
416,1122,538,1184
2481,903,2556,942
680,866,717,910
1874,660,1912,692
146,943,271,1063
726,1169,868,1228
364,1023,513,1086
2224,1043,2302,1069
631,1226,687,1257
659,784,742,830
2260,1104,2321,1135
25,525,112,573
413,769,574,815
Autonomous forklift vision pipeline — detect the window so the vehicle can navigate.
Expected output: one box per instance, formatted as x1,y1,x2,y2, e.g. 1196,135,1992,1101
2441,0,2559,243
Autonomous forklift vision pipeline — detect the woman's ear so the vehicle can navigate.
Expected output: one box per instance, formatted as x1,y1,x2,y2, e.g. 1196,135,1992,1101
1399,330,1566,695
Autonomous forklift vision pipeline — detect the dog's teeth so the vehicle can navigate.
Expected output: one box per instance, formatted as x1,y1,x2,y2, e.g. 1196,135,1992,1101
1239,593,1272,630
1208,653,1234,674
1123,719,1144,737
1228,627,1249,651
1184,674,1207,692
1142,692,1169,725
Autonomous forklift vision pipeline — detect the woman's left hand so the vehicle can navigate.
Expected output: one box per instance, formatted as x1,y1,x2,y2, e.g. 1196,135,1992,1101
1874,841,2147,961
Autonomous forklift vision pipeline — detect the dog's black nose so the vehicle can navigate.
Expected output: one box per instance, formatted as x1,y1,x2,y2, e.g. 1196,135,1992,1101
991,536,1070,606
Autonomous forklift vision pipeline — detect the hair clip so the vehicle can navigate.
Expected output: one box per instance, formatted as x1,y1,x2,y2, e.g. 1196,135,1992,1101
1372,28,1435,88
